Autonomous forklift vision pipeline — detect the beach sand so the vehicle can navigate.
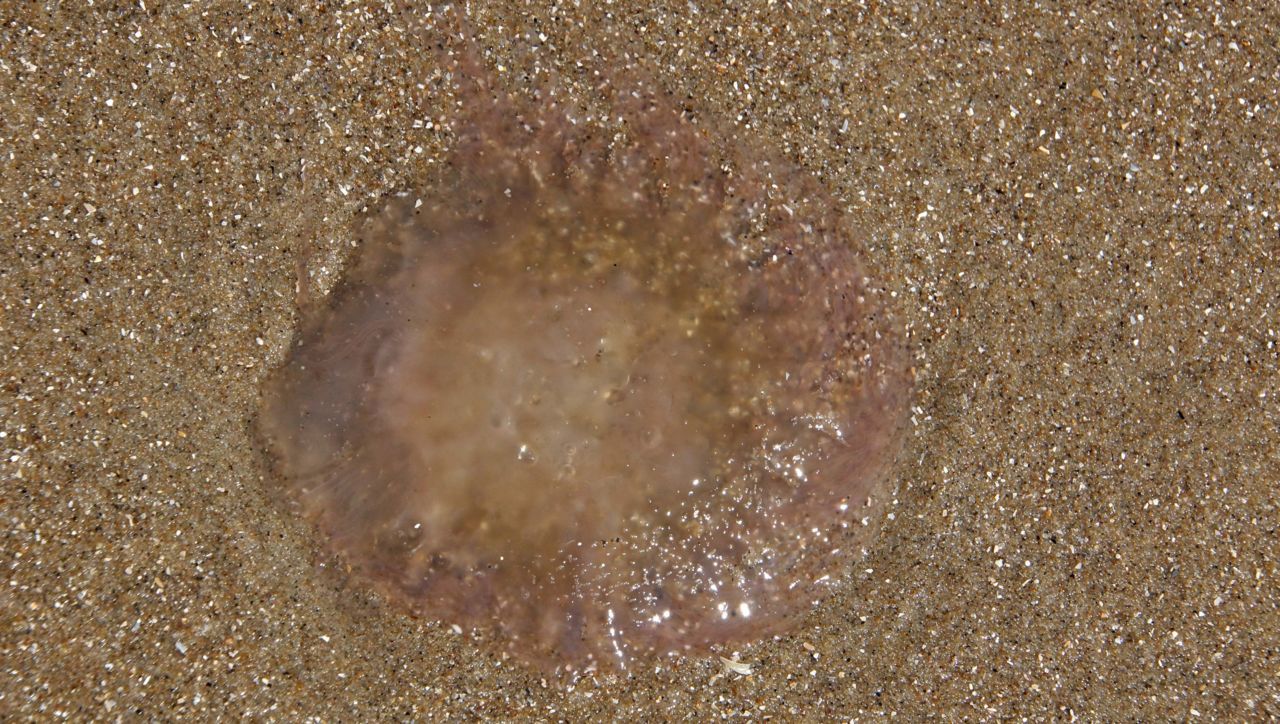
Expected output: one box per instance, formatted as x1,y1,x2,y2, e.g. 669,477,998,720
2,2,1276,718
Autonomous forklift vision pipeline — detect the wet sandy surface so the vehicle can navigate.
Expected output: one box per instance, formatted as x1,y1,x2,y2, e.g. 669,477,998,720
2,1,1277,719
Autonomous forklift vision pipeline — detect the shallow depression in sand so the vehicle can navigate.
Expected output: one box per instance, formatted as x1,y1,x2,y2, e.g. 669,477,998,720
259,68,910,673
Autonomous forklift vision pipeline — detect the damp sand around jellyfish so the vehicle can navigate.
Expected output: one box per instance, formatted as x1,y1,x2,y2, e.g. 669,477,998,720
257,54,911,675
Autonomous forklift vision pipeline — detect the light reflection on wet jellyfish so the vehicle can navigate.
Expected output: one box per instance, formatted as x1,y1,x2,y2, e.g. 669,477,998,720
258,45,911,675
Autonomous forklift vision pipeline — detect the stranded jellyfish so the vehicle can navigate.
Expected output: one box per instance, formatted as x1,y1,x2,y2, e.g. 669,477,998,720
259,58,910,674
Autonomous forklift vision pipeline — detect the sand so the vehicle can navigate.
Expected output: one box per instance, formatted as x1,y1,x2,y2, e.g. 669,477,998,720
2,1,1277,719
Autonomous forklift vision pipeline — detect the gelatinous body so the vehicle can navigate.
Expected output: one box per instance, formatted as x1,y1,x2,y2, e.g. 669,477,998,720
259,63,910,673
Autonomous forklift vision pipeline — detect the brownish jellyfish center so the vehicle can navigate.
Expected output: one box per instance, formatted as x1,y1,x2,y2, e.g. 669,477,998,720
260,91,909,673
383,258,727,569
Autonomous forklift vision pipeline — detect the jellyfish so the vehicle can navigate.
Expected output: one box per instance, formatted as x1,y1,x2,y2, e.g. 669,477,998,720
258,45,910,674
